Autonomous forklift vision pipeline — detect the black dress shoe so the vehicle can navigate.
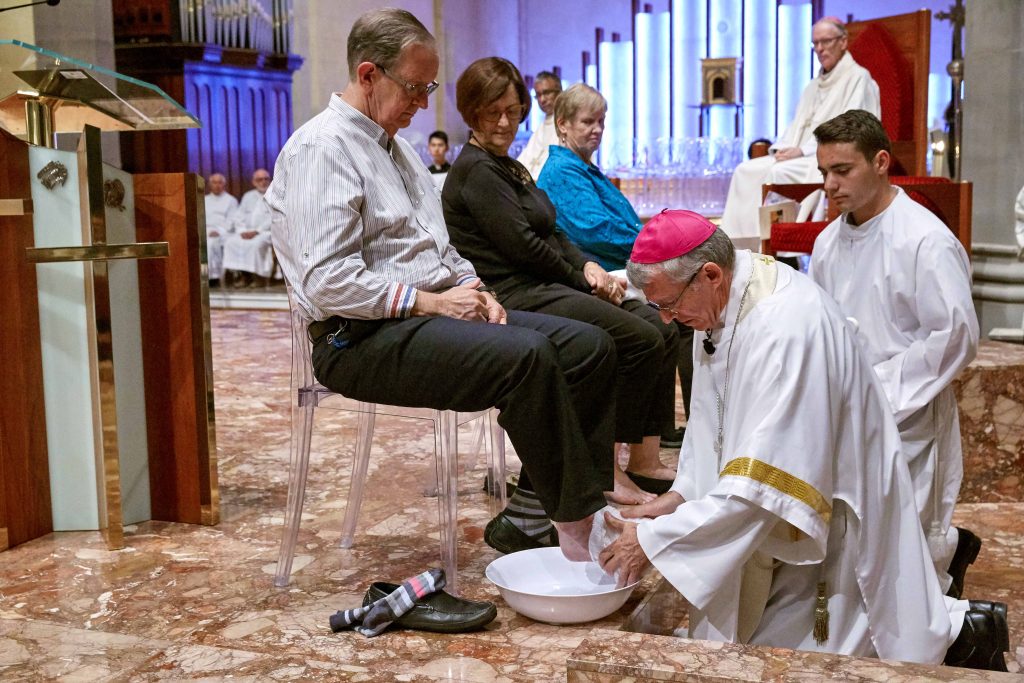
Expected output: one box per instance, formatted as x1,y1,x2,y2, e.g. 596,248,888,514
660,427,685,449
944,602,1009,672
968,600,1010,653
360,581,497,633
946,527,982,599
625,470,672,495
483,512,554,554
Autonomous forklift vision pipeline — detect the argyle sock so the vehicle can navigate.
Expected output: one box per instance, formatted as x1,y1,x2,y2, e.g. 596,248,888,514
329,568,444,637
502,486,556,545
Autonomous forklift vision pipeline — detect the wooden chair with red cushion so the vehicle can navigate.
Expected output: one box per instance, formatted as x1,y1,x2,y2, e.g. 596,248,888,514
760,178,973,258
846,10,931,177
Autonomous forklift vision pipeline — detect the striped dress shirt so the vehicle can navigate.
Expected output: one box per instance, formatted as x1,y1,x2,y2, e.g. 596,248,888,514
265,94,478,322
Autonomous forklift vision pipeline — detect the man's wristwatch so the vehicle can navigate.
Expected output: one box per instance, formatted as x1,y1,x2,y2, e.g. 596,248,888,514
478,285,496,296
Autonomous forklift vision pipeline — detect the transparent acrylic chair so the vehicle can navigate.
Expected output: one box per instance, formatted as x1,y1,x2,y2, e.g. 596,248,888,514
274,288,507,595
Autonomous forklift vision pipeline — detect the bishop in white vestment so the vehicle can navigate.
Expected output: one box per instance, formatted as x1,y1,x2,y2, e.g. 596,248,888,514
597,211,1008,670
808,111,980,595
719,19,879,239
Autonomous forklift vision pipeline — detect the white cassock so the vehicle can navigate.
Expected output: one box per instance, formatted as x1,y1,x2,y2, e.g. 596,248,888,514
224,189,275,277
638,251,965,663
809,188,979,589
719,52,880,239
204,191,238,280
517,115,558,180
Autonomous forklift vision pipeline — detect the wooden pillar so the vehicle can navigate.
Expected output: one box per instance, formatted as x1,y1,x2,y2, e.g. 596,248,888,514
0,130,53,550
134,173,219,525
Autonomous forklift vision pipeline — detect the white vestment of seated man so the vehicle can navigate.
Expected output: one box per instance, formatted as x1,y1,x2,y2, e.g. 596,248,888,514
809,188,979,589
224,188,275,277
719,51,880,239
517,115,558,180
204,190,238,280
637,251,965,663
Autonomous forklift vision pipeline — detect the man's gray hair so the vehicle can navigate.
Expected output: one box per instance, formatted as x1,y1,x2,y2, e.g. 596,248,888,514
627,228,736,289
813,17,848,38
347,8,435,80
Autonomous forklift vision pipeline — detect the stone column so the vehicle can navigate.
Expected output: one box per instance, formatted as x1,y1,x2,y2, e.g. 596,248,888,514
962,0,1024,336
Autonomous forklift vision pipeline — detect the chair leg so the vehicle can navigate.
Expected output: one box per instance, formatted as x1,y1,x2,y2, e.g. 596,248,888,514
274,402,316,588
486,410,508,516
465,417,487,471
437,411,460,595
340,403,376,549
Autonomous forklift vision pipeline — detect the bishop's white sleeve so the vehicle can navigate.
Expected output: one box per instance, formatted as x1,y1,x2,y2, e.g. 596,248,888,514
637,495,779,611
873,236,979,422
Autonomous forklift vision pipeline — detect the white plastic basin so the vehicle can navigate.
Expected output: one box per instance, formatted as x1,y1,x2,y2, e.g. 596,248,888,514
485,547,639,624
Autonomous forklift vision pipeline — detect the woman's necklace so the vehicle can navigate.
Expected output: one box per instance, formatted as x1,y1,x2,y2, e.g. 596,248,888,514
470,133,533,186
711,274,753,464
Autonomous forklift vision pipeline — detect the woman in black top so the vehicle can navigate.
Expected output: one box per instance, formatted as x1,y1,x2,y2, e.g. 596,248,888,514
443,58,680,555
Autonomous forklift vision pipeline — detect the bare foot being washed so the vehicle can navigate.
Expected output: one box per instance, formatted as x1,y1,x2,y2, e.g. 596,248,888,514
553,514,595,561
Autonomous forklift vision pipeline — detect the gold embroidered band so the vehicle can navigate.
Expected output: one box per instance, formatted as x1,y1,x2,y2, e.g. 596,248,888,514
720,457,831,520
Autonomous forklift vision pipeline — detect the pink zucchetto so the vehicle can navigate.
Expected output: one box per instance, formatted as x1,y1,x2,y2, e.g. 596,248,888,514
629,209,716,264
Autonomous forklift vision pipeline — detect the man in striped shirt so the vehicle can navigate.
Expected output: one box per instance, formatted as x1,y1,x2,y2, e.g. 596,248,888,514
266,8,619,559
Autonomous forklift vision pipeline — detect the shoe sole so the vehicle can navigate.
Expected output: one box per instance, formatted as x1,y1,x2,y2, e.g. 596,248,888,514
394,604,498,633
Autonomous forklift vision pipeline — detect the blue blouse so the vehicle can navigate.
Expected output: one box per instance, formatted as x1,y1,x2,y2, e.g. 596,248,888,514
537,145,642,271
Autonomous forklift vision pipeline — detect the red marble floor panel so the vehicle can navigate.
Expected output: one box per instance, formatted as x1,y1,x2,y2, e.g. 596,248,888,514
0,310,1020,681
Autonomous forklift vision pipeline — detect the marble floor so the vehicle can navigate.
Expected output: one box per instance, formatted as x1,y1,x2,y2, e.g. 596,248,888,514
1,309,1022,681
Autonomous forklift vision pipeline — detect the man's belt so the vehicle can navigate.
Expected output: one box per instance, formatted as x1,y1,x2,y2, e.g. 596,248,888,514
308,316,348,344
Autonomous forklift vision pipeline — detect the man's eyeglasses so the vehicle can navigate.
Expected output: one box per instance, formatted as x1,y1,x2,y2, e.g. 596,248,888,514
478,105,527,125
534,88,561,98
376,64,439,97
646,264,704,316
811,35,843,49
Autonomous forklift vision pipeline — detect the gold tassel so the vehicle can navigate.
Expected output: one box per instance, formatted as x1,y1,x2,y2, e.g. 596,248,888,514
813,582,829,645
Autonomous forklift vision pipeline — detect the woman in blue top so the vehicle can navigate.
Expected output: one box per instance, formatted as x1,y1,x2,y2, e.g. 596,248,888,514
538,83,693,454
537,84,641,271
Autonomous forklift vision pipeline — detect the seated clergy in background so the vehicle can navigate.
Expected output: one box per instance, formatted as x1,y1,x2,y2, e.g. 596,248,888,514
224,168,275,287
204,172,238,283
443,56,683,546
807,110,981,599
426,129,451,192
597,211,1009,671
537,82,694,453
719,17,879,239
516,70,561,179
265,8,621,561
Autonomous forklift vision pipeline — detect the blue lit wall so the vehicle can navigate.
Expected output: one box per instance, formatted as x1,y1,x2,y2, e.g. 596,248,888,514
707,0,742,138
599,40,634,170
634,11,671,159
743,0,777,142
777,3,812,138
573,0,819,167
670,0,707,139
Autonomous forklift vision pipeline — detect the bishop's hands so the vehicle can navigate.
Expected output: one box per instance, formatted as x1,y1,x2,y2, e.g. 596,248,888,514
618,491,685,521
600,492,684,588
598,515,648,588
584,262,626,305
412,278,507,324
